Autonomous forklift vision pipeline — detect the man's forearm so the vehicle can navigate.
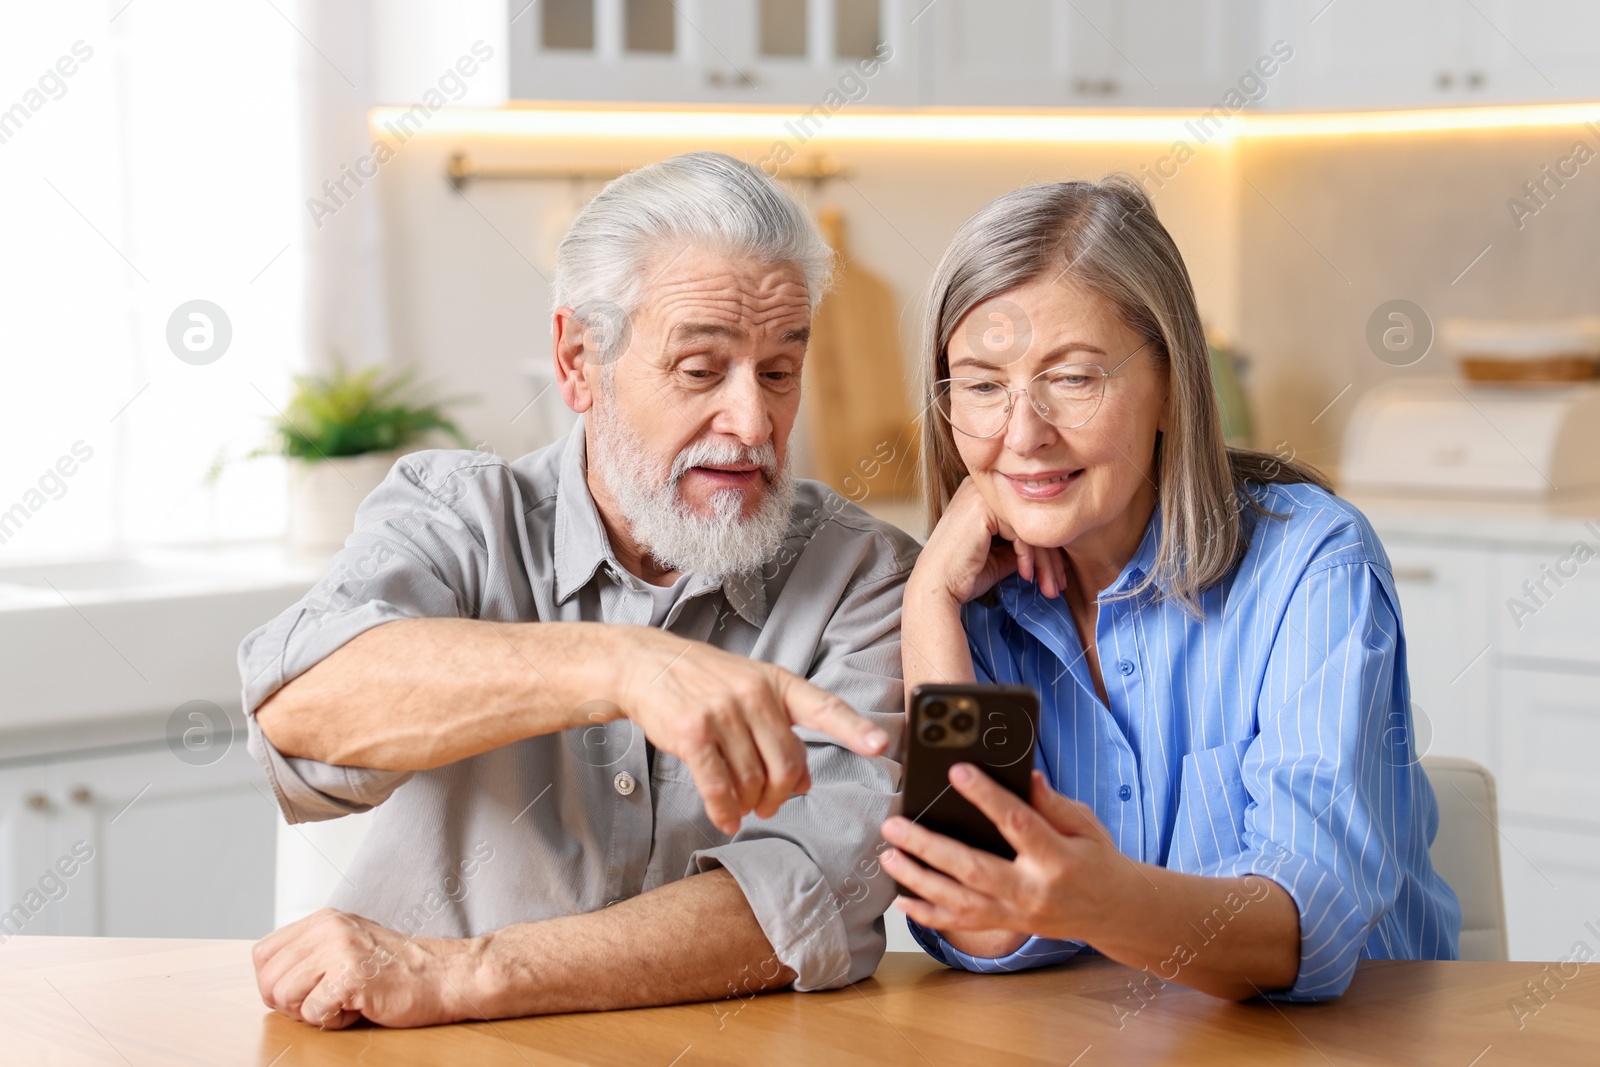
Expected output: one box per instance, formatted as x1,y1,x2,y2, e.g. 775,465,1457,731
255,618,657,769
455,868,797,1017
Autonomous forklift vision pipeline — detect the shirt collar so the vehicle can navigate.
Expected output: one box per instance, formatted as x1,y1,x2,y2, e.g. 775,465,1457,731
552,420,609,604
1114,503,1164,597
551,419,770,627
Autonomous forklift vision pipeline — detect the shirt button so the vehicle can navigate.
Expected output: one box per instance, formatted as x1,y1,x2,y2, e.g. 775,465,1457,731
1118,659,1135,676
1118,784,1133,801
613,771,637,796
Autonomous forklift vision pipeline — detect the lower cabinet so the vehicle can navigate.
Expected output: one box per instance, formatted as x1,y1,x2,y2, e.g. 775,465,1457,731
1382,539,1494,770
1376,519,1600,963
1494,666,1600,961
1498,818,1600,963
1496,667,1600,828
0,732,276,940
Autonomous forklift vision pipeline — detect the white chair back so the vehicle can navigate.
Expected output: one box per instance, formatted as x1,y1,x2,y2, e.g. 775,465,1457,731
1421,756,1508,962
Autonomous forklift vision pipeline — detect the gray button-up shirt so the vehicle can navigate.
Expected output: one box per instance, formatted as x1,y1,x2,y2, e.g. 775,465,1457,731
239,421,919,990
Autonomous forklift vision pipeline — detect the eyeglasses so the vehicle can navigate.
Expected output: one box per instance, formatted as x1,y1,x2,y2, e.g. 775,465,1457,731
930,340,1151,439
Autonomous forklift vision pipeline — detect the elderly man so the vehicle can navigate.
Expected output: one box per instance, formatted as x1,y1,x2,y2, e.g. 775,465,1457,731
244,152,918,1028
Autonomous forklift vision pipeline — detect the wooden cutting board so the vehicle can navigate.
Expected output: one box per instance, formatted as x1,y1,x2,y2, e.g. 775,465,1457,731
804,206,920,502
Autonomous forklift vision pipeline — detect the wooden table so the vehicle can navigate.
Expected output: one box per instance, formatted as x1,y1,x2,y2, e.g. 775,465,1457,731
3,937,1596,1065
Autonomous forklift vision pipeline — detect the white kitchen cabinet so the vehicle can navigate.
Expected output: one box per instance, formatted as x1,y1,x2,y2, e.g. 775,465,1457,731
1262,0,1600,110
872,0,1260,108
1498,819,1600,963
0,734,277,941
508,0,1264,108
1382,539,1494,770
1266,0,1477,110
1495,666,1600,826
0,763,57,937
1365,501,1600,962
1455,0,1600,103
1493,546,1600,669
920,0,1071,106
500,0,1600,109
508,0,915,105
0,551,313,941
1086,0,1267,108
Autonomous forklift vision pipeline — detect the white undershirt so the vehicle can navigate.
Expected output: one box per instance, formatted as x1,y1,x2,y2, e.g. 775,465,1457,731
645,572,693,628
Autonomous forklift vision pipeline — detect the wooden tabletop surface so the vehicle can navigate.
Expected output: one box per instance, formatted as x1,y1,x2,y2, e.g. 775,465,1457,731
3,937,1596,1065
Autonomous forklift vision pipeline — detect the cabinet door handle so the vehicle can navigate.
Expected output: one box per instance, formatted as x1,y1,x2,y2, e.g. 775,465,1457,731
1392,565,1437,583
23,792,50,812
706,68,757,88
69,786,93,805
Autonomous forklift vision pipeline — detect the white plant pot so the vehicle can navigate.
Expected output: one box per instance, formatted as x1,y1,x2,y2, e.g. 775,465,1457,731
286,452,400,552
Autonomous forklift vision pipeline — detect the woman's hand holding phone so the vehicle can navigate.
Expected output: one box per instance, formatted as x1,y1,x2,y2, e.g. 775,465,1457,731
881,764,1129,948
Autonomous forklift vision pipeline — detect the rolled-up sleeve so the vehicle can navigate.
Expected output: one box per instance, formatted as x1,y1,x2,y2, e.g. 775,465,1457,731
688,537,912,991
1204,559,1416,1001
906,922,1086,973
239,452,509,824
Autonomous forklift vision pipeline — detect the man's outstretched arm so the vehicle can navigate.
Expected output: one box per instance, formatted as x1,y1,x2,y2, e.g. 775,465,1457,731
256,616,887,834
254,868,796,1028
255,617,633,770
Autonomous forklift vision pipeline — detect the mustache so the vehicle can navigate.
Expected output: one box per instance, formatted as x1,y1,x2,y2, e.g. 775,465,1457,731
669,438,780,484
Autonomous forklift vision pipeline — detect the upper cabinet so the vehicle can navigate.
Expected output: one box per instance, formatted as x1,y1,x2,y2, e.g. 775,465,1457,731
1265,0,1600,110
499,0,1600,109
507,0,916,105
1465,0,1600,102
920,0,1264,108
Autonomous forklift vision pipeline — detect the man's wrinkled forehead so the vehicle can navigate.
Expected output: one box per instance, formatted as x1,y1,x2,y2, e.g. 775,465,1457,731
641,251,812,342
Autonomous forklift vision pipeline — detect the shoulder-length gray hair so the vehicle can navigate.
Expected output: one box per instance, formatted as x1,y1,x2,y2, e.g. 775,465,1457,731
919,176,1330,613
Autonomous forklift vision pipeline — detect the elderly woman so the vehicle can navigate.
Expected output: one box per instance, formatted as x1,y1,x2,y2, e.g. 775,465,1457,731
877,178,1460,1002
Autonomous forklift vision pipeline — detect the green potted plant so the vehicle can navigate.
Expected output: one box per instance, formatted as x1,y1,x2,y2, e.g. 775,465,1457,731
251,361,469,550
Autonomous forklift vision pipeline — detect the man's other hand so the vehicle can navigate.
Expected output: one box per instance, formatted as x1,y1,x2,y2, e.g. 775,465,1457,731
253,908,484,1029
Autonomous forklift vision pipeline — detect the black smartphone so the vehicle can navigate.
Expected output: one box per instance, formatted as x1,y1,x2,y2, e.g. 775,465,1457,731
892,683,1039,894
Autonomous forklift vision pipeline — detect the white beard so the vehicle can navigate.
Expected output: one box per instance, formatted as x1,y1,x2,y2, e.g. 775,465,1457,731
589,400,794,581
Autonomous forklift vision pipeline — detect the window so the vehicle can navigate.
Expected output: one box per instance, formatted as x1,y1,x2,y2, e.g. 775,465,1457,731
0,1,302,561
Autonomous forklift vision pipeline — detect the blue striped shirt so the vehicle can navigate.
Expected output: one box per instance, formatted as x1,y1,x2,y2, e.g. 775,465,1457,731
907,482,1461,1000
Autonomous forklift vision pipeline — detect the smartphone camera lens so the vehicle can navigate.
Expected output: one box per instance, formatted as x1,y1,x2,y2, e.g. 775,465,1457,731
923,700,947,720
949,711,975,732
921,722,947,744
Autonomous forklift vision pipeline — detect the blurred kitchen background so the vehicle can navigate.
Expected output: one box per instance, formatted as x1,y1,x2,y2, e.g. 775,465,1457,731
4,0,1600,964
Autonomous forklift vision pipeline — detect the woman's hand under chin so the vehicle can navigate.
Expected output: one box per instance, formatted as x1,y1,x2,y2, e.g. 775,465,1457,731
914,477,1069,606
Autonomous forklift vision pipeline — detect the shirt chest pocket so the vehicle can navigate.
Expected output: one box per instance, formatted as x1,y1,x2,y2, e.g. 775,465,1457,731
1169,737,1254,872
646,753,727,860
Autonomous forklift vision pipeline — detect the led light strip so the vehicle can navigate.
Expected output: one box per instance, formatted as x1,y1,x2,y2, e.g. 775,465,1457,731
369,101,1600,145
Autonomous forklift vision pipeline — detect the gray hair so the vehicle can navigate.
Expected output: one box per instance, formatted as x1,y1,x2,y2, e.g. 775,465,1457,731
552,152,835,340
919,176,1330,615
